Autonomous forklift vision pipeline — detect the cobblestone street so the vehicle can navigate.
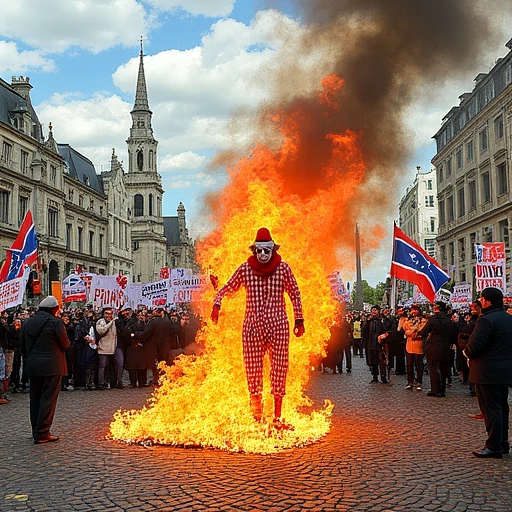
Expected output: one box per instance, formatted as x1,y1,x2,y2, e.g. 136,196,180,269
1,356,511,512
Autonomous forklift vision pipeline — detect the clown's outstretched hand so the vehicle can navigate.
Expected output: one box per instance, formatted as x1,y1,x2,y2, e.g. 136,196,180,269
211,304,220,324
293,319,305,337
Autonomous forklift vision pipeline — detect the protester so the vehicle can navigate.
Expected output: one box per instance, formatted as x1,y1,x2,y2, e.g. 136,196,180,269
464,287,512,459
362,305,388,384
419,301,457,398
95,308,119,390
402,304,427,391
20,296,69,444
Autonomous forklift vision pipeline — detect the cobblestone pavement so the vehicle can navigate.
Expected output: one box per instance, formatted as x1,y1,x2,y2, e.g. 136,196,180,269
1,356,511,512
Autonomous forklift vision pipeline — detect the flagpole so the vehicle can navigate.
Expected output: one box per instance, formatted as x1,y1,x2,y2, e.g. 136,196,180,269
391,276,396,311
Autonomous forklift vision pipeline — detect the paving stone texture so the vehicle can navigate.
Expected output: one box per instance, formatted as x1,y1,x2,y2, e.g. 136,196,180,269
1,356,511,512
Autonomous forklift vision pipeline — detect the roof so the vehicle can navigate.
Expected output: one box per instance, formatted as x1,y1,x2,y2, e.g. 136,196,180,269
0,77,43,141
57,143,104,195
163,216,180,245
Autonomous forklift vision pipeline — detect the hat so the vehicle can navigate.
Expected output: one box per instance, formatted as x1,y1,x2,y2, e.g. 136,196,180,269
255,227,273,242
480,287,504,307
39,295,59,308
371,305,381,311
410,304,421,311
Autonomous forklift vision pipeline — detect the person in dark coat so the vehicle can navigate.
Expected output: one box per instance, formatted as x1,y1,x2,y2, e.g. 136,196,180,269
124,311,148,387
362,306,388,384
20,296,70,444
464,287,512,459
456,302,480,395
133,308,174,386
419,301,457,397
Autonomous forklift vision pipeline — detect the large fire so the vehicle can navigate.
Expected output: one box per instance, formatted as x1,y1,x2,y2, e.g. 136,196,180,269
109,75,373,453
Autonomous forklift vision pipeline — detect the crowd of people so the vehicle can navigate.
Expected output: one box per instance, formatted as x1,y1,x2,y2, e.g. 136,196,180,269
0,303,203,401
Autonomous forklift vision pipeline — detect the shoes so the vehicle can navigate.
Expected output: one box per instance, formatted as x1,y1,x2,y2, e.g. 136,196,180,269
370,378,379,384
381,378,388,384
0,397,9,404
405,384,413,390
346,369,351,373
34,434,60,445
115,382,125,389
426,391,437,397
143,382,150,387
416,384,422,391
472,448,502,459
96,384,105,391
468,412,484,420
502,441,509,455
436,393,446,398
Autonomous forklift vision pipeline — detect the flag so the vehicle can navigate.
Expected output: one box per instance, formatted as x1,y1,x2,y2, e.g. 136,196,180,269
0,210,38,283
390,223,449,302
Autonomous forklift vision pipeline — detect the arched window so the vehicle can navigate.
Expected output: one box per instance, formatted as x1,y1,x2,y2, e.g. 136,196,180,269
148,193,153,216
137,150,143,171
134,194,144,217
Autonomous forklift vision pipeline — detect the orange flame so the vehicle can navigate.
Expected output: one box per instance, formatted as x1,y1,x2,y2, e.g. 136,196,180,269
109,75,380,453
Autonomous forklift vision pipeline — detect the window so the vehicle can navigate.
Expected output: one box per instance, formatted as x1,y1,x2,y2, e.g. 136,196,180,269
457,187,465,217
466,140,474,162
426,179,433,190
20,150,29,174
66,223,72,250
134,194,143,217
1,141,13,164
149,193,153,216
68,189,74,202
89,199,94,211
424,239,436,258
494,114,504,140
446,158,452,177
497,162,507,196
458,238,466,262
439,199,445,227
470,232,476,258
479,128,488,151
430,217,436,233
505,64,512,87
425,195,434,207
456,149,463,169
99,234,104,258
447,195,454,222
0,190,9,223
50,165,57,186
89,231,94,256
438,166,444,184
440,245,447,267
18,196,28,226
48,208,58,237
78,227,83,253
448,242,454,266
79,195,84,208
468,181,477,211
482,171,491,203
482,80,495,106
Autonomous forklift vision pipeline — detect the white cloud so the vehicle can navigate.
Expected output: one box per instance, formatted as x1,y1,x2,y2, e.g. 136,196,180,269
0,0,149,54
166,179,192,189
0,41,55,74
159,151,207,172
145,0,235,17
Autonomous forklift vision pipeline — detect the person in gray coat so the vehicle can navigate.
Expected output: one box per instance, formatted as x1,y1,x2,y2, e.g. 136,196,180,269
464,287,512,459
20,296,69,444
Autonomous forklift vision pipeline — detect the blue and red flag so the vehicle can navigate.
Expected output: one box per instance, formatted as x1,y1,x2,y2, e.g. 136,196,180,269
0,210,38,283
390,223,449,302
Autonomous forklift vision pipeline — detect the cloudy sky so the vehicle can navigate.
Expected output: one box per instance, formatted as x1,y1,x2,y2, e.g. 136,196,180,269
1,0,510,286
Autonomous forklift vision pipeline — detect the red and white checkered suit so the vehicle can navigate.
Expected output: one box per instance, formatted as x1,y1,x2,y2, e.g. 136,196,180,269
214,260,303,396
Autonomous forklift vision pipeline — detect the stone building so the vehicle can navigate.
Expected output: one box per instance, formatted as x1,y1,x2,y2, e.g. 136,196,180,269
432,38,512,294
0,47,195,297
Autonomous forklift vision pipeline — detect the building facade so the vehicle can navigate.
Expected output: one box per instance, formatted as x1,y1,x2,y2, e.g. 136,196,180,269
398,166,439,259
0,48,195,298
432,38,512,294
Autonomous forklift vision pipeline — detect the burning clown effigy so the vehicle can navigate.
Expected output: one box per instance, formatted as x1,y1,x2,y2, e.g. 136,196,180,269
108,76,371,453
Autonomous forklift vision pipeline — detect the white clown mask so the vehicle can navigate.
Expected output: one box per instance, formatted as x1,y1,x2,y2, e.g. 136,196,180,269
254,241,274,263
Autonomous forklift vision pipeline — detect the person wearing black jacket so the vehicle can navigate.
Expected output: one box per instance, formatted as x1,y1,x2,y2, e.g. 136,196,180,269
464,287,512,459
419,301,457,397
133,308,174,386
362,306,388,384
20,296,70,444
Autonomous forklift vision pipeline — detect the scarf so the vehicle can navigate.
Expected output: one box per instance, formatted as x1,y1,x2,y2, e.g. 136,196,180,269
247,253,282,276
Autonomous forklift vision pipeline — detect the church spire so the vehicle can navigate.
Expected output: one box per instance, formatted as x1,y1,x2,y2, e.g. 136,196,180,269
132,36,150,113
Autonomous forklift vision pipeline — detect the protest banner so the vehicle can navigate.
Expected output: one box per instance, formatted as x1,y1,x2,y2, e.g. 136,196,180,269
62,273,87,302
0,268,30,311
475,242,506,292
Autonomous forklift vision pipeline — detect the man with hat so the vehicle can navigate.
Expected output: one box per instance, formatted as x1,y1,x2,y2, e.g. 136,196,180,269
211,227,304,429
20,295,70,444
464,287,512,459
